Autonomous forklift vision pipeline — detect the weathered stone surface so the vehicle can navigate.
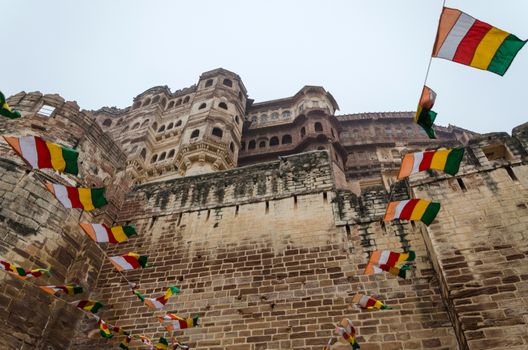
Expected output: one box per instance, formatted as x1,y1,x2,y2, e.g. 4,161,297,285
0,73,527,350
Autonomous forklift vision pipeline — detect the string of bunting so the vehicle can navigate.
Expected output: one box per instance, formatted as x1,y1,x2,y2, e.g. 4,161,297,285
0,129,194,348
329,1,526,347
1,1,525,348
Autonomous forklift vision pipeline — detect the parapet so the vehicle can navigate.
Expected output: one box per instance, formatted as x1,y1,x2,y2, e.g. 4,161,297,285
118,151,336,221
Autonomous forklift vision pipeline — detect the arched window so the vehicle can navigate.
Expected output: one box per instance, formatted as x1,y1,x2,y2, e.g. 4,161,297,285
159,152,166,161
234,116,240,125
269,136,279,146
160,98,167,108
133,101,141,109
140,148,146,160
223,78,233,87
158,125,165,132
102,118,112,127
167,122,174,130
212,127,223,138
301,127,306,138
168,149,175,158
248,140,256,150
259,141,266,148
230,142,234,153
151,154,158,163
152,96,160,104
205,79,213,87
191,129,200,138
132,122,140,129
218,102,228,110
183,96,190,104
175,98,182,106
175,120,182,127
143,98,151,106
315,122,323,132
271,112,279,120
199,103,206,110
241,141,246,151
282,110,291,118
141,119,150,127
282,135,292,144
168,101,174,109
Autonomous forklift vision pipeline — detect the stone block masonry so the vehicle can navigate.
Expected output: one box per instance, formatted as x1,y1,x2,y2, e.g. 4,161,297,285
0,92,128,349
71,151,457,349
409,127,528,350
1,85,527,349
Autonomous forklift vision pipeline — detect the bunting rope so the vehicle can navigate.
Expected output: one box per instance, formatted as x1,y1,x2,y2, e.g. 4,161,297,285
0,157,184,344
2,0,526,347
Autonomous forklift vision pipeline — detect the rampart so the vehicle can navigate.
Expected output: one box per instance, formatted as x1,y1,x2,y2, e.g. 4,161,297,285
0,92,128,349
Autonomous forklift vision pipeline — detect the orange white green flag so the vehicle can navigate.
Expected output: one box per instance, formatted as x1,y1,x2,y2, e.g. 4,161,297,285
109,253,149,271
0,259,50,280
132,285,181,309
39,284,83,295
352,293,392,310
96,317,113,338
79,222,137,244
415,86,437,139
433,7,526,76
158,314,199,331
364,250,416,278
398,148,464,179
3,136,79,175
45,182,108,211
0,91,21,119
384,199,441,226
335,318,360,349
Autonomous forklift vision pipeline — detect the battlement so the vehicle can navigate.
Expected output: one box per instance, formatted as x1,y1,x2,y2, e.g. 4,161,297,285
118,151,335,221
1,73,527,349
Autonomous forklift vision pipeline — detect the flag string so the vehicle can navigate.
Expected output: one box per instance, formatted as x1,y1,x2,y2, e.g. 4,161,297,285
0,165,176,343
422,0,447,87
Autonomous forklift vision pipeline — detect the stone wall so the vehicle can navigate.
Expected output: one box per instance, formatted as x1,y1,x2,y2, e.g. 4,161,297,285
1,89,527,350
409,127,528,350
72,151,457,350
0,92,128,349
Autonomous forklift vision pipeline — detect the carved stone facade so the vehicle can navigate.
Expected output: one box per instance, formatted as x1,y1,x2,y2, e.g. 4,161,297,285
0,69,526,350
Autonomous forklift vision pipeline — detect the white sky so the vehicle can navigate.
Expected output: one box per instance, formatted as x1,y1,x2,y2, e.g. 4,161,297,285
3,0,527,133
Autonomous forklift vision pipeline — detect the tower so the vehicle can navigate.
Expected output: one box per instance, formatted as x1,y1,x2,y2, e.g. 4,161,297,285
175,68,247,176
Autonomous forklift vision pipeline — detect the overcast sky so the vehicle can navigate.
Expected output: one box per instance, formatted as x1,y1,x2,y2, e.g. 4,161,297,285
3,1,527,133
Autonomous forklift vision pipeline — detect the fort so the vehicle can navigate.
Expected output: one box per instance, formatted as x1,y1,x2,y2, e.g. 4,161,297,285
0,68,526,349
